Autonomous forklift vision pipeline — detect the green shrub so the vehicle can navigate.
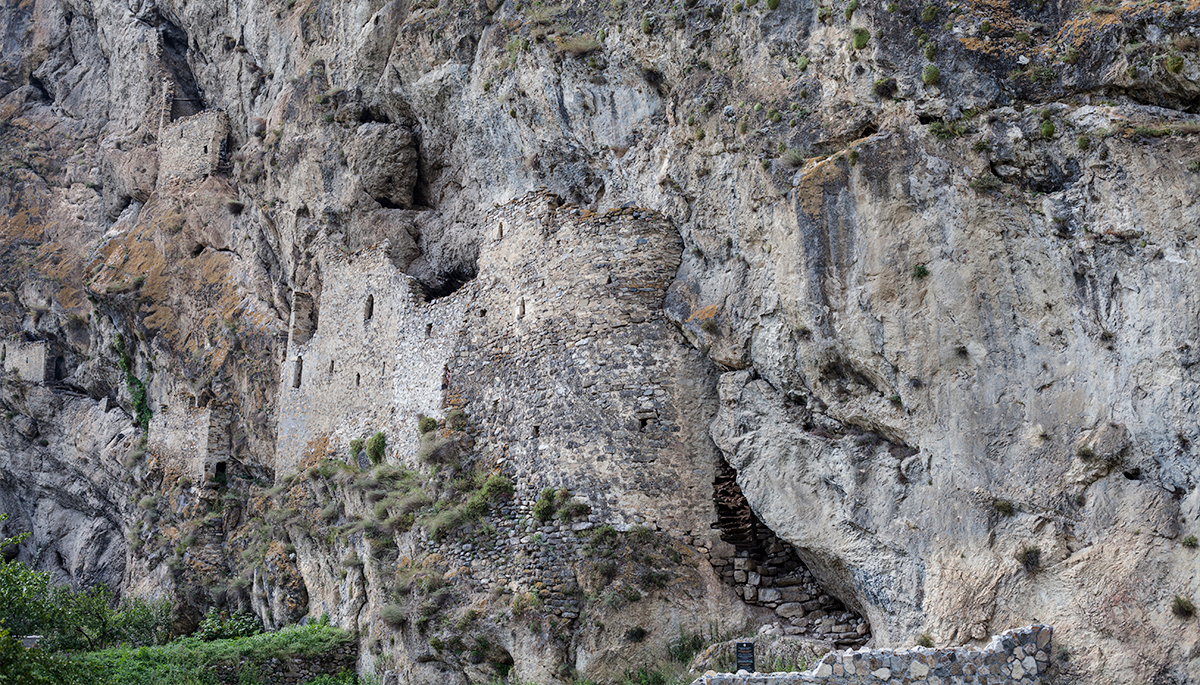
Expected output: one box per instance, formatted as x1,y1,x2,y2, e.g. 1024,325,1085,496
640,15,652,33
1183,535,1198,548
969,173,1001,191
480,474,514,500
924,42,937,60
797,55,810,71
978,20,991,33
734,2,744,11
1040,121,1056,138
418,416,438,434
817,5,832,20
922,65,941,85
920,3,937,21
993,499,1015,516
767,0,780,8
1064,47,1080,64
1016,544,1041,572
912,264,930,279
1165,54,1184,74
886,2,898,11
851,28,870,49
446,409,468,430
1014,30,1031,44
349,438,363,459
928,120,967,140
916,632,934,647
844,0,858,19
532,488,557,521
1172,595,1195,617
194,608,262,641
1077,135,1090,150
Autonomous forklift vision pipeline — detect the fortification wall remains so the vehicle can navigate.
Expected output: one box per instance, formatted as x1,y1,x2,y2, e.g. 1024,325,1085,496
274,238,469,475
157,110,228,187
146,397,231,483
695,625,1052,685
2,339,51,383
212,641,358,685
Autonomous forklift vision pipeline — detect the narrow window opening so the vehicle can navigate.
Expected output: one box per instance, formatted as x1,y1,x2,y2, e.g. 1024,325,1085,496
381,363,386,380
329,360,335,373
516,298,526,320
356,372,361,387
425,323,433,338
532,425,540,438
215,461,226,476
203,145,208,154
293,356,303,388
364,294,374,322
638,418,649,431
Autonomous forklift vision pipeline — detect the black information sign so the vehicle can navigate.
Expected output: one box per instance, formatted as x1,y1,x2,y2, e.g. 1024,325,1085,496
735,641,755,673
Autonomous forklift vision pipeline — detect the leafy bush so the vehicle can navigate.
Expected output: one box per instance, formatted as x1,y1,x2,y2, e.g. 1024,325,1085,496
1165,54,1184,74
817,6,832,20
912,264,930,279
1183,535,1198,548
928,120,967,140
193,608,262,641
554,35,601,56
1040,121,1056,138
844,0,858,19
993,499,1015,516
480,474,514,500
365,432,386,464
417,416,438,434
766,0,780,8
969,173,1001,191
920,3,937,21
349,439,363,459
380,604,406,627
922,65,941,85
916,632,934,647
0,625,85,685
851,28,870,50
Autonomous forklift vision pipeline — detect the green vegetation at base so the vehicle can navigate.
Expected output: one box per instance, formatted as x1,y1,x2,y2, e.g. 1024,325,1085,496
73,622,355,685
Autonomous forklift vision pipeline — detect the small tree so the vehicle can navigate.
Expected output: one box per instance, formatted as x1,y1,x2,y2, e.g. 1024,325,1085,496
366,432,386,464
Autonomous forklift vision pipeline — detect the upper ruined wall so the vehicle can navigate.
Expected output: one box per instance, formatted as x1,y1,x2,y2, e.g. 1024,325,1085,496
157,109,228,188
447,190,723,541
146,396,230,484
274,238,469,475
2,339,51,383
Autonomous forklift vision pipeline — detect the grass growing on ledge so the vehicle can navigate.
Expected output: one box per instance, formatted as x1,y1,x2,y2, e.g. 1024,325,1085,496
72,622,354,685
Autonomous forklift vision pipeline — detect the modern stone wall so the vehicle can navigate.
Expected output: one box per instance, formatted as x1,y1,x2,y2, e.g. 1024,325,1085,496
146,396,230,483
158,109,229,187
693,625,1053,685
211,643,358,685
1,339,51,383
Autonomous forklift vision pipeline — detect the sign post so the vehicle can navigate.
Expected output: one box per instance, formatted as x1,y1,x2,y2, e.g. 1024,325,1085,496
735,641,755,673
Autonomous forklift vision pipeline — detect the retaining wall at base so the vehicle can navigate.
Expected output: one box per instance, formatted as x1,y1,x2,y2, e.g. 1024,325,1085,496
211,643,358,685
694,625,1052,685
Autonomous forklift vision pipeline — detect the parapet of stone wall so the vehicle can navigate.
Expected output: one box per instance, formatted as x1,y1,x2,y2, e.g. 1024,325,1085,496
693,625,1053,685
1,338,51,383
158,110,229,187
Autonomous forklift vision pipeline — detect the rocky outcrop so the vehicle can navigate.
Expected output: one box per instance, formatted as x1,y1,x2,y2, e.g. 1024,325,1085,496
1,0,1198,681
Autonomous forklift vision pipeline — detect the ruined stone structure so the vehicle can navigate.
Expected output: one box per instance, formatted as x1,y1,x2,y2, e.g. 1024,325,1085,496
275,238,469,475
157,109,230,187
146,395,231,484
695,625,1053,685
2,339,52,383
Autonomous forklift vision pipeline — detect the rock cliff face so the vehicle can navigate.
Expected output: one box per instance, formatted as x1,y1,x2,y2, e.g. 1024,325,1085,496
1,0,1198,681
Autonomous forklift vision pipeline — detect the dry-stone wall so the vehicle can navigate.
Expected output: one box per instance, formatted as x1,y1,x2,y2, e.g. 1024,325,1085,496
211,642,358,685
694,625,1053,685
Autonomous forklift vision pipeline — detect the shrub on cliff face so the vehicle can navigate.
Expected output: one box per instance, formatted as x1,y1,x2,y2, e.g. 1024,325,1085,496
1172,595,1195,617
366,432,386,464
1016,544,1041,572
532,488,557,522
922,65,941,85
418,416,438,434
349,438,364,460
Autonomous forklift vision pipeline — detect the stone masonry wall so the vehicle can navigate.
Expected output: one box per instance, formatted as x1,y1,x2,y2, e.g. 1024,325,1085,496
211,641,358,685
694,625,1053,685
1,339,51,383
274,237,469,475
157,109,229,187
146,396,231,483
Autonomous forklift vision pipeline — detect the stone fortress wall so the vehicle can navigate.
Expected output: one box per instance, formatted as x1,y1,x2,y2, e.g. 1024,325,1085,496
146,395,231,484
275,190,869,644
694,625,1053,685
1,338,51,383
274,237,470,475
157,108,229,187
